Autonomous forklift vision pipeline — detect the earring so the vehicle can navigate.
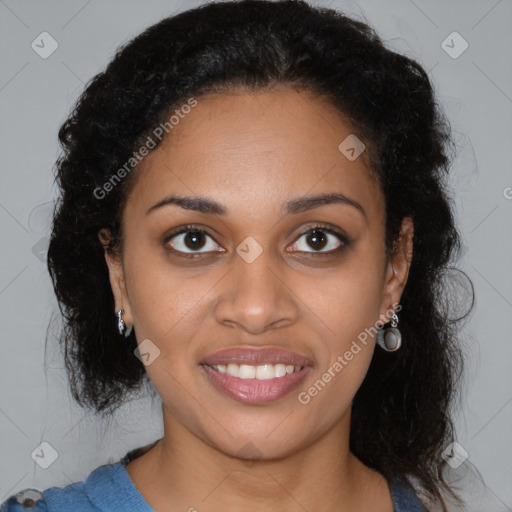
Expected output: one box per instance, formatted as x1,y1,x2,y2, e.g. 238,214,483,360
116,309,133,338
377,311,402,352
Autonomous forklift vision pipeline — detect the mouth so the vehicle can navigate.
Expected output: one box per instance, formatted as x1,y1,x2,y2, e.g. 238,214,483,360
199,346,312,405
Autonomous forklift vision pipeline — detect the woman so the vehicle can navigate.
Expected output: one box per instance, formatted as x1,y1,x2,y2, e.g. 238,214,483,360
0,0,472,510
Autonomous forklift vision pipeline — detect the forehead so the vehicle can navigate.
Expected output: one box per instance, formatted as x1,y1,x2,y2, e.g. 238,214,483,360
126,86,384,224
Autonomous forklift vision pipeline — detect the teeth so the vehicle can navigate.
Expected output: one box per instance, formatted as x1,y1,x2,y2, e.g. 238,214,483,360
211,363,303,379
256,364,274,380
239,364,256,379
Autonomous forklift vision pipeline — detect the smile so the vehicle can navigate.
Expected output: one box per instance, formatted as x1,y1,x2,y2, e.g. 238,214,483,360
211,363,303,379
200,363,311,404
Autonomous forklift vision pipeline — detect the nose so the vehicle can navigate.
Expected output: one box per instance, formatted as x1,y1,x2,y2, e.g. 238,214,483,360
213,249,300,335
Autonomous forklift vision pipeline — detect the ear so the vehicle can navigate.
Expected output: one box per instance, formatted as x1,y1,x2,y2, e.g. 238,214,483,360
98,228,132,328
378,217,414,325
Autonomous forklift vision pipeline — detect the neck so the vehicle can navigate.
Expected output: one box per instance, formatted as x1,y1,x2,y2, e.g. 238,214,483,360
126,406,393,512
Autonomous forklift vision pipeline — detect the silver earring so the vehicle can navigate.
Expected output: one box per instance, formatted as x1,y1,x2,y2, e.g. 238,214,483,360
377,312,402,352
116,309,133,338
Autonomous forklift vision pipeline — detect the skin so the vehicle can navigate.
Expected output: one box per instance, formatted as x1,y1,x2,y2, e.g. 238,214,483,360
100,84,414,512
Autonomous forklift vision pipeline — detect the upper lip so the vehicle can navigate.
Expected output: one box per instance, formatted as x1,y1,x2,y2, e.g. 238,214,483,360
200,346,313,368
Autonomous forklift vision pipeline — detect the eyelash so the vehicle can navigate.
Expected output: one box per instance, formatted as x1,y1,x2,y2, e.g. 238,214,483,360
163,223,350,258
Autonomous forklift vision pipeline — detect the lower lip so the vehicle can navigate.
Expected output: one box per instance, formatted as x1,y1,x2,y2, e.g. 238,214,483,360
200,364,311,405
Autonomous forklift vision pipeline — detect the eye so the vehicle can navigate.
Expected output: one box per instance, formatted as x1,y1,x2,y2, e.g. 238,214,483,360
164,223,349,258
164,225,223,256
290,225,348,254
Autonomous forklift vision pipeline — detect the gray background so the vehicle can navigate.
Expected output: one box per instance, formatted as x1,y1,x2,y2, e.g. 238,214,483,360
1,0,511,510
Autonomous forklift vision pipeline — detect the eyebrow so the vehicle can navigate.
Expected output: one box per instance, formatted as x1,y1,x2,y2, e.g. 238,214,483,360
146,192,367,220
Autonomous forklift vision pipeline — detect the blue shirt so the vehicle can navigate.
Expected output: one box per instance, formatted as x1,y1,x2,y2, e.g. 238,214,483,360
1,460,427,511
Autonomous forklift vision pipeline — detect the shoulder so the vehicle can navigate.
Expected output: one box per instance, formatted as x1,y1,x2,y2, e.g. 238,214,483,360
0,462,120,512
0,488,48,512
390,478,428,512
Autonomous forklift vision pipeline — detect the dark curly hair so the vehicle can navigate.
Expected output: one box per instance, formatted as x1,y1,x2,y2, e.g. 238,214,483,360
47,1,474,510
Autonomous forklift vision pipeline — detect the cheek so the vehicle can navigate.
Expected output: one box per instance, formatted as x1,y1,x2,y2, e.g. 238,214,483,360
125,258,204,409
296,257,384,345
292,257,382,396
296,278,378,421
123,248,199,354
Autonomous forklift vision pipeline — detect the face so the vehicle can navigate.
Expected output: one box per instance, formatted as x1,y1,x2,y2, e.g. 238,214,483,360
103,85,413,461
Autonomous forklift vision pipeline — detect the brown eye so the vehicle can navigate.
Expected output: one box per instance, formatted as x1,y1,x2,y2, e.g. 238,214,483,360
291,226,348,254
183,231,208,250
164,225,223,255
306,229,328,250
